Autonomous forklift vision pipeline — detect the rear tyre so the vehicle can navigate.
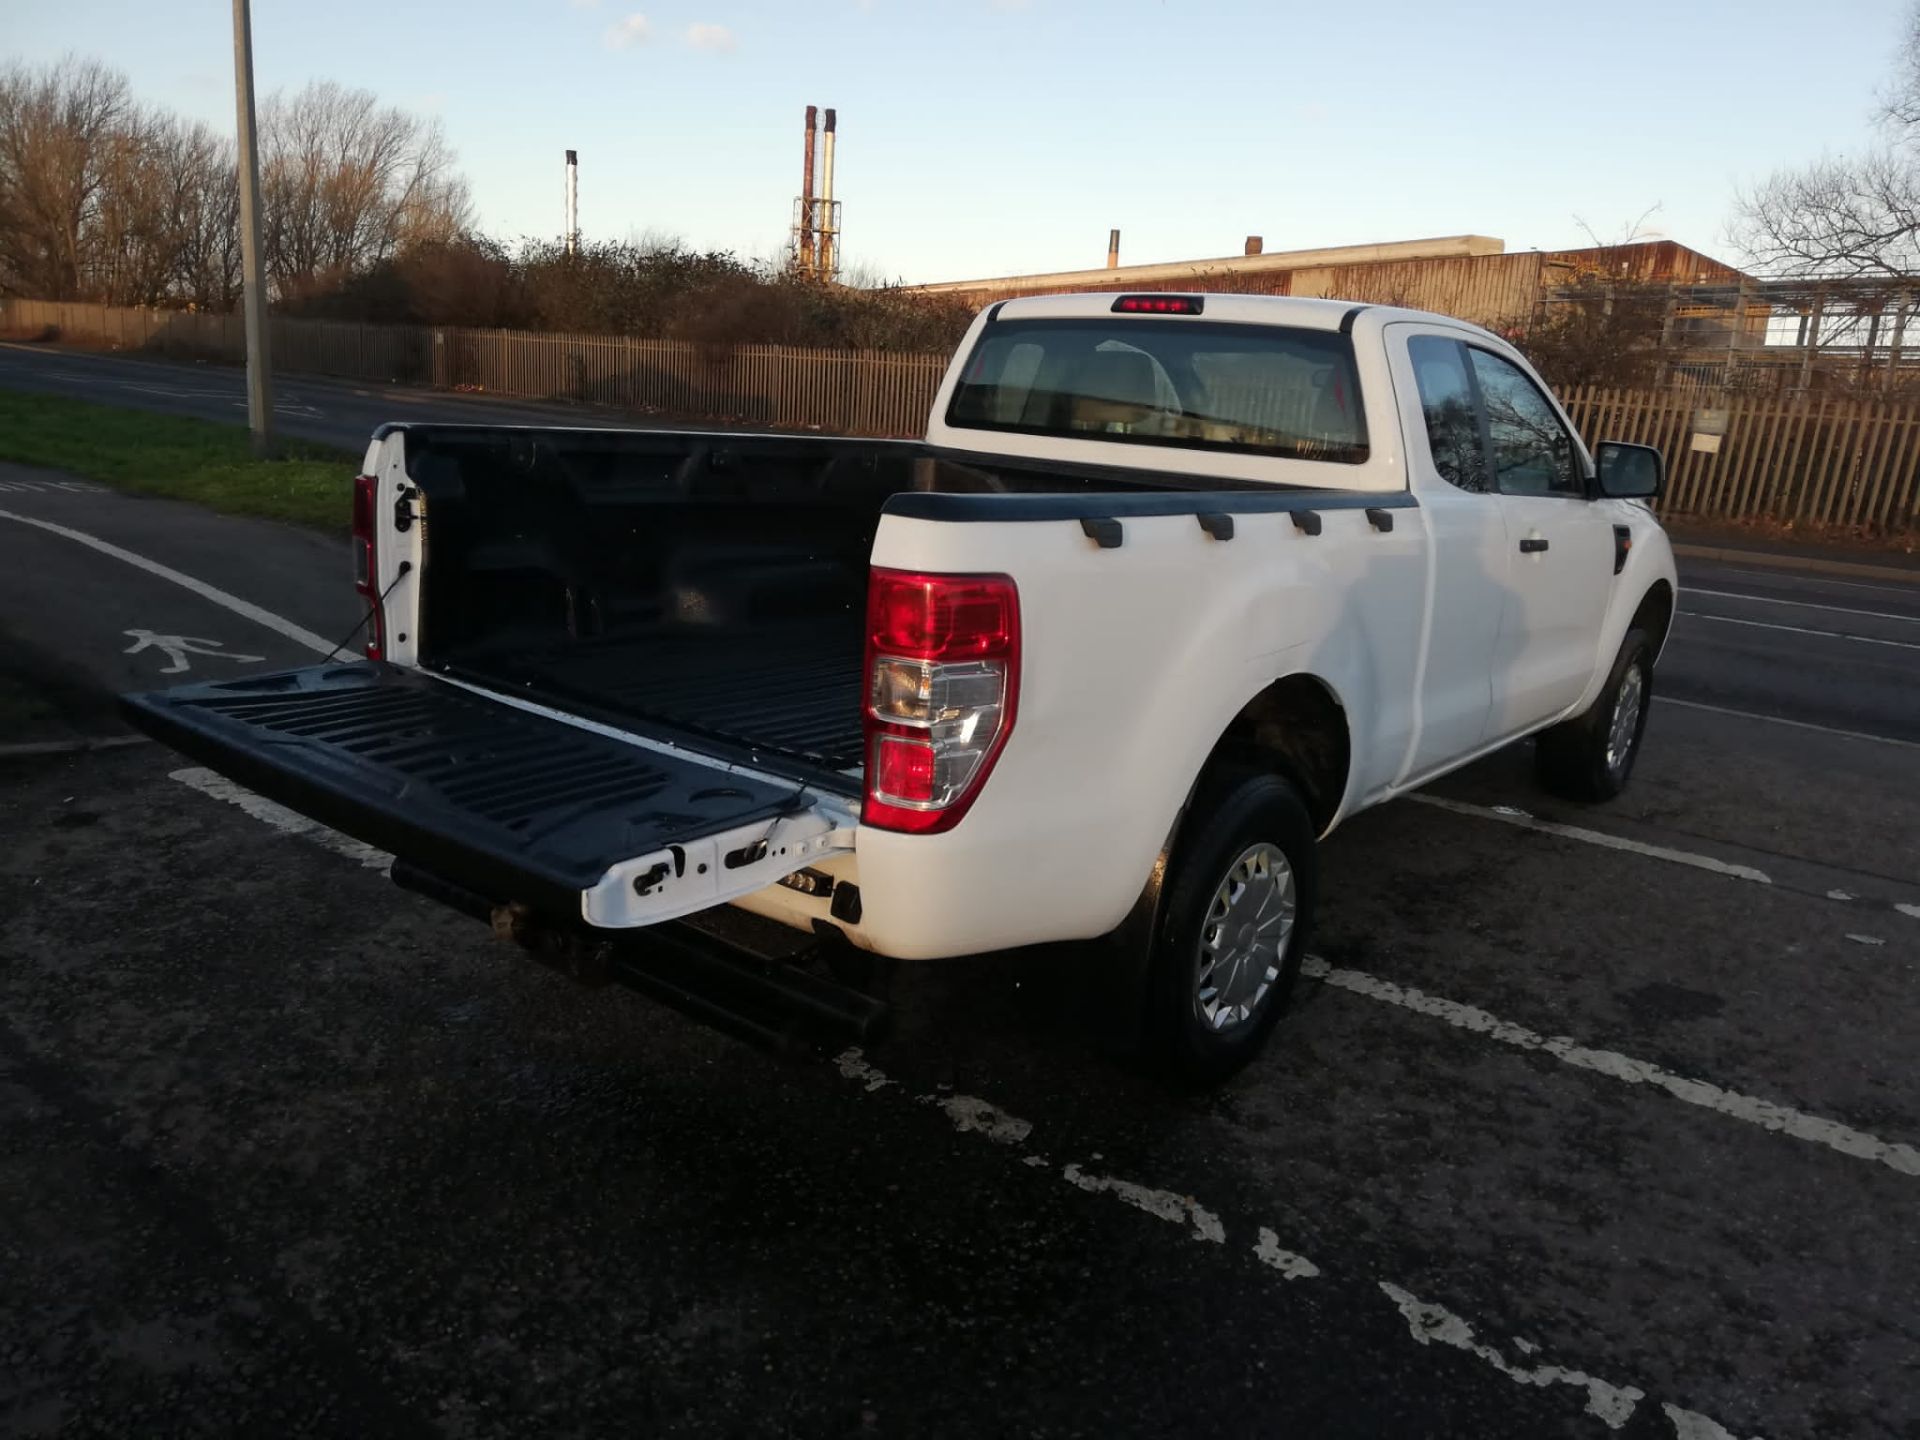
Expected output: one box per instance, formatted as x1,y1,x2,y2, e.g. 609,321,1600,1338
1147,771,1317,1088
1534,627,1654,803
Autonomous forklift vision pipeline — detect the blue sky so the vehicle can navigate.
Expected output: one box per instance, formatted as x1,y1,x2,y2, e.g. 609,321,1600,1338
9,0,1907,283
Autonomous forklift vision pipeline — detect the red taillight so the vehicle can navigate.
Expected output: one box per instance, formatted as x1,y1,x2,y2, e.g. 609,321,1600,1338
862,569,1020,835
352,474,383,661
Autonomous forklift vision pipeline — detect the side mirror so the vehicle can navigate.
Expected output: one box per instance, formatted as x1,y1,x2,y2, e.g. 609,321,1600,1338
1595,441,1664,500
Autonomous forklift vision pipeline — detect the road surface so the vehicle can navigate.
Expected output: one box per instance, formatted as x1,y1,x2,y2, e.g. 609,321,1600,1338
0,359,1915,1436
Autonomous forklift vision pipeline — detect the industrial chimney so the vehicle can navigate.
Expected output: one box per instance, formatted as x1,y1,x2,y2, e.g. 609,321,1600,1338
1106,229,1121,269
799,106,818,273
565,150,579,256
818,109,838,278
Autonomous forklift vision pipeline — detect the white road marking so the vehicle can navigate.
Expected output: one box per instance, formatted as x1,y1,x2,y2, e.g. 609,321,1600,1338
929,1093,1033,1145
1060,1163,1227,1243
1697,567,1920,599
1379,1282,1645,1430
1253,1228,1321,1280
1684,587,1920,625
0,478,105,494
0,509,335,654
1827,890,1855,901
1407,794,1773,885
1845,934,1887,947
819,1050,1761,1438
122,628,263,675
834,1048,894,1092
1664,1402,1762,1439
169,766,391,871
1897,904,1920,921
1657,696,1920,752
1676,610,1920,651
1300,956,1920,1178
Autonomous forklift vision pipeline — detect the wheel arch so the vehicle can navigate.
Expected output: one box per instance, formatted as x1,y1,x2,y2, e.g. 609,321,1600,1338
1202,671,1353,838
1633,579,1676,661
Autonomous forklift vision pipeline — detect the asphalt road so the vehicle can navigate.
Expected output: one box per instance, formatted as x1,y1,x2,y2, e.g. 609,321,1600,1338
0,379,1917,1434
0,342,665,452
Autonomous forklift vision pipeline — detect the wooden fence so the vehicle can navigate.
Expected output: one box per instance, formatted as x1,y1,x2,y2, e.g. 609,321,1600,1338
0,298,949,440
5,298,1916,531
1560,385,1920,532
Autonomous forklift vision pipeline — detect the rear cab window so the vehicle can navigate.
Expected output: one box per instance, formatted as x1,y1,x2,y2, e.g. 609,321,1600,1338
947,319,1369,465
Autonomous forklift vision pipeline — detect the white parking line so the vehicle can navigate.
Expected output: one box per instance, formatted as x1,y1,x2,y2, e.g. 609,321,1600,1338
833,1049,1759,1438
1697,567,1920,599
1300,956,1920,1178
136,745,1784,1434
1676,610,1920,651
1380,1281,1644,1430
1684,588,1920,625
170,766,391,871
0,509,335,654
1406,794,1772,885
1657,696,1920,751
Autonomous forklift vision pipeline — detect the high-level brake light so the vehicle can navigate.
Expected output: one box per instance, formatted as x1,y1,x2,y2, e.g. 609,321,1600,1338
862,569,1020,834
1112,295,1204,315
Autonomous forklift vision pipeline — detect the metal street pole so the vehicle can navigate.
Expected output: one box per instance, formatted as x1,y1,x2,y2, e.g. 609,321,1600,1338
232,0,273,455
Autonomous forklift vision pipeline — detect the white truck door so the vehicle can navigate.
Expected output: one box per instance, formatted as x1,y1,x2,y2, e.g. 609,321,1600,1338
1384,327,1508,779
1463,345,1616,739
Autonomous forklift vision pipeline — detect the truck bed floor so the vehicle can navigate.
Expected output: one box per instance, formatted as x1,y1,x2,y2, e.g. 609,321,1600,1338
456,623,867,773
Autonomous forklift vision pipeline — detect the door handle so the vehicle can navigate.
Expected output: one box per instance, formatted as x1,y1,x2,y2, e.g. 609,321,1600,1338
1518,536,1550,554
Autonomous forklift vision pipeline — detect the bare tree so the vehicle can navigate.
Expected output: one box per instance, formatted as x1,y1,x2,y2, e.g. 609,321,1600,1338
259,81,472,301
0,58,134,298
1734,6,1920,278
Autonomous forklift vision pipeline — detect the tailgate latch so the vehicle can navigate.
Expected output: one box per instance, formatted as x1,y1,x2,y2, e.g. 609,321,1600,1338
581,799,857,929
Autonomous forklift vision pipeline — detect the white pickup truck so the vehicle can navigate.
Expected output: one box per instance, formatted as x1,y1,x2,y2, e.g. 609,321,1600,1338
126,293,1675,1083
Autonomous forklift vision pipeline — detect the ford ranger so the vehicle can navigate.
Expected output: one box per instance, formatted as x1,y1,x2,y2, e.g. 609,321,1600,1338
124,293,1676,1083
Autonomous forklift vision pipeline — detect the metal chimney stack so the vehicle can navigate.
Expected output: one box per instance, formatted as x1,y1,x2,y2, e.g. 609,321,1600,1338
565,150,579,255
818,109,837,278
799,106,817,273
1107,229,1121,269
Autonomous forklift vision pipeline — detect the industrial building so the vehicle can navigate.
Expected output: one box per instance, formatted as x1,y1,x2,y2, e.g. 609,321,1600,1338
905,234,1752,333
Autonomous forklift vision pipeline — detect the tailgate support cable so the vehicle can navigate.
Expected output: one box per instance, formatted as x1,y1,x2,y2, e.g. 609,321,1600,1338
324,562,412,663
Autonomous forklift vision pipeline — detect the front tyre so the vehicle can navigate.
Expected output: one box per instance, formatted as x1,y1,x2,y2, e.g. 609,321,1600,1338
1148,771,1317,1087
1534,627,1654,802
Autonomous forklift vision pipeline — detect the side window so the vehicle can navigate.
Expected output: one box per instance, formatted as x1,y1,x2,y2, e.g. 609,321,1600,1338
1406,336,1489,493
1467,348,1581,497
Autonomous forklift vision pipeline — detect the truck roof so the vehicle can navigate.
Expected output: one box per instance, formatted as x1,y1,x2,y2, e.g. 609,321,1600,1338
987,291,1501,344
990,292,1370,330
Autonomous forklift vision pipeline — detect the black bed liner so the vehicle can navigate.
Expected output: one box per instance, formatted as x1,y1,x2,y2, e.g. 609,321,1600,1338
122,662,807,917
452,620,866,774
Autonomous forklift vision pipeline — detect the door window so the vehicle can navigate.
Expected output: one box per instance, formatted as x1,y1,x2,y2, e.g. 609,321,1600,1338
1406,336,1489,493
1467,349,1582,497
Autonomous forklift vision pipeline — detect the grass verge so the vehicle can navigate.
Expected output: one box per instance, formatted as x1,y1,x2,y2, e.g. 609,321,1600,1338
0,390,356,530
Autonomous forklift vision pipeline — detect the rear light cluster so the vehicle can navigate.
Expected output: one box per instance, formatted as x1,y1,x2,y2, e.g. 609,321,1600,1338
351,474,384,660
861,569,1020,834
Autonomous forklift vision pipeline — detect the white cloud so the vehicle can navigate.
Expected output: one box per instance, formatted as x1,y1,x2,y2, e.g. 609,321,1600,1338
685,22,736,51
604,12,651,47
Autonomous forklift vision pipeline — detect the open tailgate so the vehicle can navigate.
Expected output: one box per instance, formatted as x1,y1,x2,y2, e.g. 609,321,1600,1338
121,663,853,927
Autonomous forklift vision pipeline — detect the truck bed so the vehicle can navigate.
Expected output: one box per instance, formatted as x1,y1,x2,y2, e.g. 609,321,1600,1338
453,619,867,772
390,424,1376,791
